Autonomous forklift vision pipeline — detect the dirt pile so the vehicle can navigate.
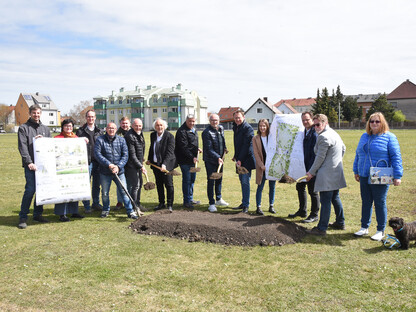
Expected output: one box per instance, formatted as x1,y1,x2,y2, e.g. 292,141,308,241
129,210,307,247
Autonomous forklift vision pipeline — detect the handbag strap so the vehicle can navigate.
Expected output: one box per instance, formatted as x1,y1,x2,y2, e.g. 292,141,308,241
367,137,391,168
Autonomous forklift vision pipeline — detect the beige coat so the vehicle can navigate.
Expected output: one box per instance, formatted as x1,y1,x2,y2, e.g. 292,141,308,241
252,134,267,185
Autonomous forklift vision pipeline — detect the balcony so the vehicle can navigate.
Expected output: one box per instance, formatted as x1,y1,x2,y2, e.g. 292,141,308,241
131,112,144,119
168,122,179,129
96,114,106,120
130,102,144,108
168,100,180,107
94,103,106,110
168,111,180,118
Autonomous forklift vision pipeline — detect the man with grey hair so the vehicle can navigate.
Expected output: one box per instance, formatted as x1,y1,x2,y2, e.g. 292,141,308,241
17,104,51,229
175,114,202,209
94,122,139,219
124,118,147,211
202,114,229,212
146,118,176,212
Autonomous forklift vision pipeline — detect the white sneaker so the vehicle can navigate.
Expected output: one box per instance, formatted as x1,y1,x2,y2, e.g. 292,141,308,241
354,228,369,237
370,231,385,241
215,198,229,207
208,205,217,213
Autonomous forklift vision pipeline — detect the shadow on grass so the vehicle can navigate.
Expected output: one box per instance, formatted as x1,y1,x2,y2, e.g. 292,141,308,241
301,232,360,247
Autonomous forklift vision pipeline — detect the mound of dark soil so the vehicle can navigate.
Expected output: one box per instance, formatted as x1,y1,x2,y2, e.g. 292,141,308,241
129,210,307,247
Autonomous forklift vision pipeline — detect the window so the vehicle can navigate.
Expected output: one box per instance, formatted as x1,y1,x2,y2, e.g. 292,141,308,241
257,108,263,114
163,98,167,103
162,108,167,113
119,110,122,114
153,108,158,113
49,121,54,125
110,110,115,115
170,107,178,112
118,99,122,104
49,113,53,116
127,98,130,104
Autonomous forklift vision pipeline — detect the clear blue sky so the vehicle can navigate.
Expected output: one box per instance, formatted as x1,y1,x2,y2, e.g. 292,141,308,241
1,0,415,114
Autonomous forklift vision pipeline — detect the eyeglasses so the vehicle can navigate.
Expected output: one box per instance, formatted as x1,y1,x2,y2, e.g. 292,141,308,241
314,123,321,127
370,120,381,124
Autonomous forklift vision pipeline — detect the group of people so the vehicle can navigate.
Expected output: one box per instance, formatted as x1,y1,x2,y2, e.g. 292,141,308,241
17,104,403,242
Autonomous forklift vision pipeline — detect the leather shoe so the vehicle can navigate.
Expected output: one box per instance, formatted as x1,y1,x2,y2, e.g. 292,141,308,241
288,211,307,218
183,203,194,209
269,207,276,214
302,215,318,223
59,215,71,222
328,222,345,230
154,203,166,211
242,206,249,213
33,215,49,223
71,213,84,219
256,207,264,215
306,226,326,236
233,204,244,210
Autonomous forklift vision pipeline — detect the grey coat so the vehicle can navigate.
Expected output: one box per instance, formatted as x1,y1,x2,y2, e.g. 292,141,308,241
308,125,346,192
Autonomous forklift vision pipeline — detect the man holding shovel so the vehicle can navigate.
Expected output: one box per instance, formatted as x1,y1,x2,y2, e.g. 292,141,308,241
202,114,229,213
232,109,255,213
175,114,202,209
125,118,147,211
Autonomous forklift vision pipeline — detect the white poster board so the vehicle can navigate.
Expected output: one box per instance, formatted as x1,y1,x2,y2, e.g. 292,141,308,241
265,114,306,181
34,137,91,205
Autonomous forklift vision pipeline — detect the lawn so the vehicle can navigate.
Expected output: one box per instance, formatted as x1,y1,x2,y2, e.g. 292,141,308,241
0,129,415,311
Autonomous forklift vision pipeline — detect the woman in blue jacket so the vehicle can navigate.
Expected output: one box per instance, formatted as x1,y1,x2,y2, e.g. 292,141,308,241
353,112,403,241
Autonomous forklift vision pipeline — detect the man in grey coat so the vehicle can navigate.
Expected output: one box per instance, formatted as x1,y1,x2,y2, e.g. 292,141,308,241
305,114,346,235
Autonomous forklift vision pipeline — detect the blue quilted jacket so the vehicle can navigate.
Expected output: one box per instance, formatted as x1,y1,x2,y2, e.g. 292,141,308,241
353,131,403,179
94,134,129,175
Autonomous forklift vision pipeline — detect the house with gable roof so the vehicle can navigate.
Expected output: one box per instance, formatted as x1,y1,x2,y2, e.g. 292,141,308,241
273,97,315,114
15,92,59,127
244,97,281,124
387,79,416,120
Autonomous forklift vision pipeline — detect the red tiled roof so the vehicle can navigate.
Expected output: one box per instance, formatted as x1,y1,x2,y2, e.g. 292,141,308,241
218,106,240,122
387,79,416,100
274,98,316,107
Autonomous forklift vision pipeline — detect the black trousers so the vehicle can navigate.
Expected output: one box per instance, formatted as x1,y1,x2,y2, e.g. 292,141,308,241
296,178,320,216
152,167,174,206
125,168,143,205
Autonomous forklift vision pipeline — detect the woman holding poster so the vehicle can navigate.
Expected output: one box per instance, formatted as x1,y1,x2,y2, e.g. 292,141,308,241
54,119,85,222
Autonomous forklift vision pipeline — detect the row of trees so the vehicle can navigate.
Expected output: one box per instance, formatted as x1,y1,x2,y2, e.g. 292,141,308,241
311,86,405,122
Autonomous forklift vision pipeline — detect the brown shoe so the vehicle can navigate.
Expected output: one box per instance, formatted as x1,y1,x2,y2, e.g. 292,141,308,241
306,227,327,236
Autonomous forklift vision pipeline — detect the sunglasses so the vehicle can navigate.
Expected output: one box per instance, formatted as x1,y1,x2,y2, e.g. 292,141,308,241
370,120,381,124
314,123,321,127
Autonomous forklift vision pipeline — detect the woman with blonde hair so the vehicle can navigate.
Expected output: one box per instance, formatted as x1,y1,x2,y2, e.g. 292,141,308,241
353,112,403,241
252,119,276,215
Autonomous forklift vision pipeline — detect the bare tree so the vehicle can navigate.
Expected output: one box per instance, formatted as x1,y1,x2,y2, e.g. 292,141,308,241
0,104,11,126
68,100,92,126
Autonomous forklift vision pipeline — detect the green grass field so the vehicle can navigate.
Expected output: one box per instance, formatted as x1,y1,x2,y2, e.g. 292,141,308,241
0,129,415,311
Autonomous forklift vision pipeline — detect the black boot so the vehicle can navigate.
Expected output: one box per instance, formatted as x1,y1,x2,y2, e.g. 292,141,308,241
269,206,276,214
256,206,264,215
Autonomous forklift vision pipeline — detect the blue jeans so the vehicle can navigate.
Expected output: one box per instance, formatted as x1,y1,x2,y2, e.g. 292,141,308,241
100,173,133,214
82,161,101,209
239,171,251,207
317,189,344,231
180,164,196,204
205,162,223,205
255,174,276,207
19,166,44,219
360,177,389,231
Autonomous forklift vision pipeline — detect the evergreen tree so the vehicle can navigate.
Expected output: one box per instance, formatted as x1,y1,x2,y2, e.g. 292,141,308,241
311,88,321,115
366,94,395,122
341,96,360,122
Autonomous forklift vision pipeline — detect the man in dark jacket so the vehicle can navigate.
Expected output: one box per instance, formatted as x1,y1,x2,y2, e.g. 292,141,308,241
17,104,51,229
288,112,320,222
202,114,229,213
94,122,138,219
232,109,255,213
76,109,103,213
124,118,146,211
115,116,130,209
175,114,202,209
146,118,176,212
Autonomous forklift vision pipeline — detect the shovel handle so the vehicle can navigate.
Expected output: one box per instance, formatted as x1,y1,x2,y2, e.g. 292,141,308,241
149,162,168,173
144,171,150,183
195,150,200,169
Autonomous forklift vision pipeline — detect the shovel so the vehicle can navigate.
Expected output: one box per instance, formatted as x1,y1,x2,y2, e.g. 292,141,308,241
279,174,308,184
113,173,144,217
189,151,201,173
234,160,249,175
149,163,181,176
210,154,226,180
143,171,156,190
